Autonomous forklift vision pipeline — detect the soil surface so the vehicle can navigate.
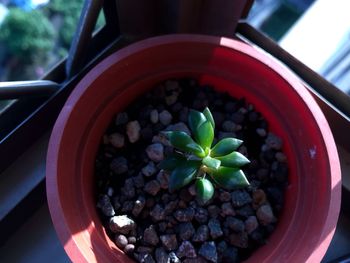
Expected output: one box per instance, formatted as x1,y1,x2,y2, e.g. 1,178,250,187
95,78,288,263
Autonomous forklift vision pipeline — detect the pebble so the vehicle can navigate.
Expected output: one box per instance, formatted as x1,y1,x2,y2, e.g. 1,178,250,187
109,215,136,234
136,253,156,263
222,120,236,132
159,110,173,126
137,246,154,254
231,190,252,207
121,200,134,213
126,120,141,143
160,234,178,251
166,93,179,106
266,133,283,150
252,189,267,209
232,112,245,124
199,241,217,263
237,205,255,218
169,252,181,263
174,207,195,222
141,162,157,177
195,207,209,224
123,244,135,255
146,143,164,162
108,133,125,148
229,232,249,248
97,195,115,217
245,216,259,234
208,219,223,239
115,234,128,249
150,109,159,124
132,173,145,188
164,200,178,215
192,225,209,242
107,187,114,197
224,216,245,232
112,197,121,211
208,205,221,219
144,180,161,196
219,191,231,202
220,202,236,217
128,236,136,244
177,222,195,241
152,133,171,146
256,128,267,137
132,196,146,217
144,225,159,246
157,170,170,189
121,178,135,199
165,122,191,135
256,204,276,225
155,247,170,263
176,241,197,259
115,112,128,125
275,152,287,162
150,204,165,222
110,156,128,175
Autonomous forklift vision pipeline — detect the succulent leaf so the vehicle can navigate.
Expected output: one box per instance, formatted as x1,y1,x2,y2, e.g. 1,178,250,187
216,151,250,168
169,160,201,192
210,138,243,157
188,109,207,139
210,167,249,189
197,120,214,149
159,153,186,171
202,156,221,170
203,107,215,129
166,131,205,157
195,178,214,203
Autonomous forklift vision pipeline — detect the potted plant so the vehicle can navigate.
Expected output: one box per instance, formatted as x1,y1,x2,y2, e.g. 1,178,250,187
46,35,341,263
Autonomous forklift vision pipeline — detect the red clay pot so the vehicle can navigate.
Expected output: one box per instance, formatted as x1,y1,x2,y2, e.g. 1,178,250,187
46,35,341,263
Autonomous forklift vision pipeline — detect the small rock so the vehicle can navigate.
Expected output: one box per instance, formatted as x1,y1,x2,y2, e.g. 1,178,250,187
229,232,249,248
208,219,223,239
97,195,115,217
232,112,244,124
169,252,181,263
199,241,217,262
252,189,267,209
137,246,154,254
188,184,196,196
266,133,283,150
150,204,165,222
217,241,228,258
275,152,287,162
165,122,191,135
144,180,161,196
195,207,209,224
155,247,170,263
237,205,255,218
115,234,128,249
222,120,236,132
245,216,259,234
177,222,195,241
132,195,146,217
132,173,145,188
110,156,128,175
146,143,164,162
126,120,141,143
123,244,134,255
107,187,114,197
220,202,236,217
256,128,267,137
128,236,136,244
174,207,195,222
121,200,134,213
144,225,159,246
164,200,178,215
224,217,245,232
136,253,156,263
108,133,125,148
166,94,179,106
150,109,159,124
231,190,252,207
142,162,157,177
152,133,171,146
112,196,121,211
192,225,209,242
109,215,136,234
115,112,128,125
157,170,170,189
208,205,221,219
222,247,238,263
160,234,178,251
256,204,276,225
219,191,231,202
159,110,173,126
176,241,197,259
121,178,135,199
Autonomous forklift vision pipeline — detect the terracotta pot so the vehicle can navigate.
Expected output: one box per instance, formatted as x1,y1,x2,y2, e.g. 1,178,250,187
46,35,341,263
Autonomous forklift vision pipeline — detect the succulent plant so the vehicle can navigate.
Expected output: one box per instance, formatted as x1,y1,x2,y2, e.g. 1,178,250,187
160,107,250,203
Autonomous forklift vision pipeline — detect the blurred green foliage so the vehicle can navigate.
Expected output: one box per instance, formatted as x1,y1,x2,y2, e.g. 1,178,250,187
0,8,54,61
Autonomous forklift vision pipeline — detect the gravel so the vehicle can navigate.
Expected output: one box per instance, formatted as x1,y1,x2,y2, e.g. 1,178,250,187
95,78,288,263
